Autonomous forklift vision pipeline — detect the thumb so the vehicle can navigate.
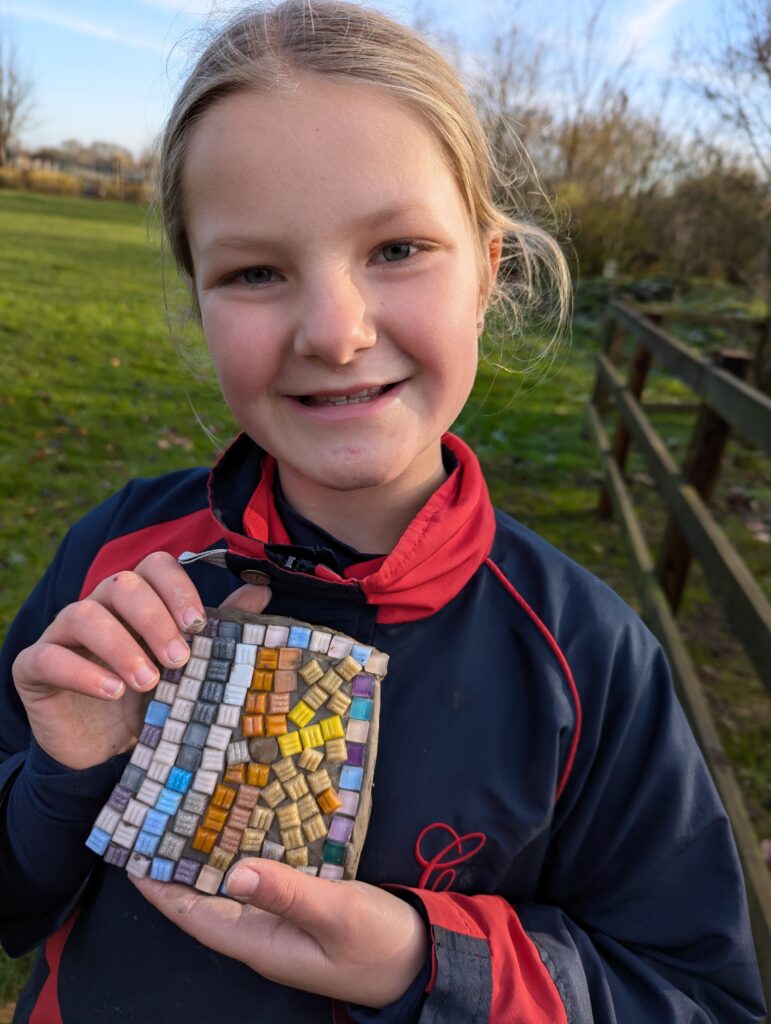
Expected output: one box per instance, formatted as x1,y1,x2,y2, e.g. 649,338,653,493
218,583,272,616
226,858,341,941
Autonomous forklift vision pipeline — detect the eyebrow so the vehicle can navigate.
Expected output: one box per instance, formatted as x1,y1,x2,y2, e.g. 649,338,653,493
202,204,438,253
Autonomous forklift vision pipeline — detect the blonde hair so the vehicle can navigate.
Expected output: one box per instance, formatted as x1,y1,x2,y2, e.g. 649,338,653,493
158,0,571,369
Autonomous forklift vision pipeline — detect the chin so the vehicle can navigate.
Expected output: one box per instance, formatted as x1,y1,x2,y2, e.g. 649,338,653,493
304,445,410,493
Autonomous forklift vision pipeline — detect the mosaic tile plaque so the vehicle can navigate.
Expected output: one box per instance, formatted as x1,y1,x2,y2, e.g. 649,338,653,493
86,610,387,895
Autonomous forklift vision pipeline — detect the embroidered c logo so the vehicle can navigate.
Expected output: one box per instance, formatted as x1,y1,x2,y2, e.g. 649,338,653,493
414,822,487,891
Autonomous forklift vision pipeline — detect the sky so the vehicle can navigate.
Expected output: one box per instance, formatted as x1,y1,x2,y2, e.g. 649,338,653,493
0,0,731,159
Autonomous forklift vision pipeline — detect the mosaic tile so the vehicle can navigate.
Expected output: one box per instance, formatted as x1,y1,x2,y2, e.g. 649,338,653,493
89,611,387,886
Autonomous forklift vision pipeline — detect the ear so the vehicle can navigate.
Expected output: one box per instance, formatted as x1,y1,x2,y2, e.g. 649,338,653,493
477,232,503,327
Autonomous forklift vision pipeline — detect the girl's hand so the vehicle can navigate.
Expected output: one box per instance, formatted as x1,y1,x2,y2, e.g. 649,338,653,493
12,553,271,772
132,860,428,1008
12,551,208,770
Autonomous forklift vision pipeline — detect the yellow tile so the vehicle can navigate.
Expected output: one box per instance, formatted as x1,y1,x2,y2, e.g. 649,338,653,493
280,826,304,850
325,738,348,763
318,669,343,694
272,756,298,782
240,827,265,853
277,731,302,757
208,846,235,871
298,659,323,684
302,685,327,711
251,670,274,691
297,793,319,820
298,748,324,771
335,655,363,681
261,779,286,807
326,690,351,716
283,774,309,801
288,701,314,729
277,802,301,829
249,806,275,830
319,715,344,741
302,814,328,842
300,724,324,749
307,768,332,795
285,846,309,867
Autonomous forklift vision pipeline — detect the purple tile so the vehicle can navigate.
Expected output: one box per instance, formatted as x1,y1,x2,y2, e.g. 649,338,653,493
104,844,130,867
351,674,375,698
174,857,202,885
201,617,220,637
338,789,359,816
346,742,365,768
107,785,132,812
139,724,162,748
328,815,354,843
161,666,184,683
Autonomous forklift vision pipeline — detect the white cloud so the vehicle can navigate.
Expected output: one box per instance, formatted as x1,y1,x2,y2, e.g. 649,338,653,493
1,3,167,51
622,0,684,50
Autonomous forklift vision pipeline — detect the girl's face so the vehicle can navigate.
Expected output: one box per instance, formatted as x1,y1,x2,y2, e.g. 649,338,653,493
184,74,498,503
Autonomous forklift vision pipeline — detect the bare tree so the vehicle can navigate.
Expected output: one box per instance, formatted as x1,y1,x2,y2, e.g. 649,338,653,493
0,26,34,166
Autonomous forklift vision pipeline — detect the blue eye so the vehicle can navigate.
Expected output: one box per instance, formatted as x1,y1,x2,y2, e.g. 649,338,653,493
380,242,415,262
239,267,275,285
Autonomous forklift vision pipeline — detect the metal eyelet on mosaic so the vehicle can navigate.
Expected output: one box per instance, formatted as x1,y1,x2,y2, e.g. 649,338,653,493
87,610,387,887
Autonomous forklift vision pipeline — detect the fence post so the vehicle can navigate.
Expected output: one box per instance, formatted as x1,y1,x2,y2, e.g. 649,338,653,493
597,336,655,519
656,349,751,611
591,311,624,415
753,317,771,394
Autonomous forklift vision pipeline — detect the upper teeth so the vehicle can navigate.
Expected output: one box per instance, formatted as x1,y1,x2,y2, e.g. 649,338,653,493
311,386,386,406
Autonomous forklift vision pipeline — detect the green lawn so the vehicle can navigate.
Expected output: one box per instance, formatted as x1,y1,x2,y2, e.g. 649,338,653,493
0,189,768,1007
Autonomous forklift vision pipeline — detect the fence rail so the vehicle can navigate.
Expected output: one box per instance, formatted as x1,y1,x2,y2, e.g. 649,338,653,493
588,299,771,1008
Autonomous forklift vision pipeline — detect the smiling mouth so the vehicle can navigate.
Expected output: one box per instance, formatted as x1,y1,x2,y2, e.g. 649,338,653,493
299,384,398,407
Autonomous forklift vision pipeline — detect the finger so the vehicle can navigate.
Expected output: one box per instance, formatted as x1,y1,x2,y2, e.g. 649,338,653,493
132,551,207,633
13,642,127,703
86,571,192,673
40,598,163,692
218,584,272,616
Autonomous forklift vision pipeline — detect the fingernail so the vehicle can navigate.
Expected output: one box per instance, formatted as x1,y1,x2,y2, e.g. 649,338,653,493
183,608,206,630
226,867,260,898
102,675,125,698
134,663,159,690
166,639,189,664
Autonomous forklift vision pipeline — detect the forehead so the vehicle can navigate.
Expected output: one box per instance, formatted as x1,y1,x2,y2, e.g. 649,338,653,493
182,74,472,248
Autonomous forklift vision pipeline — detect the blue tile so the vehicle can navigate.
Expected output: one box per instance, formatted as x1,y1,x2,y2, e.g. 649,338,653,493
288,626,312,648
155,788,183,815
144,809,170,836
150,857,175,882
167,767,193,793
119,764,145,793
85,827,111,855
135,830,161,856
339,765,363,791
145,700,171,727
350,644,372,665
349,697,373,722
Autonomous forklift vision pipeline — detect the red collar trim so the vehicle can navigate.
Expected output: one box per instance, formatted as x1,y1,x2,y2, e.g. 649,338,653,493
210,432,495,623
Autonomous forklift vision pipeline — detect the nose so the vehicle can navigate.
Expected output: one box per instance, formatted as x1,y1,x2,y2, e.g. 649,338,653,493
293,269,377,364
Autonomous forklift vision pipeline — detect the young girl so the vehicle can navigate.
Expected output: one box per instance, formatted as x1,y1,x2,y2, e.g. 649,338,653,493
0,2,765,1021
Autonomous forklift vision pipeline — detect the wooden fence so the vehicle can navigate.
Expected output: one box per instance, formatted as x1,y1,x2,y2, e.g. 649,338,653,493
586,298,771,1007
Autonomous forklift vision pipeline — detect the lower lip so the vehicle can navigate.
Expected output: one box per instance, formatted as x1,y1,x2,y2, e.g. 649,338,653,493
285,381,407,422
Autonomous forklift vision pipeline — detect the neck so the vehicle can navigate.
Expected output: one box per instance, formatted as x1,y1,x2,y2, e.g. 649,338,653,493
276,444,448,553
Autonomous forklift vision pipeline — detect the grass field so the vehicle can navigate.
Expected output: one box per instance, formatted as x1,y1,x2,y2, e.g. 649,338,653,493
0,189,768,1008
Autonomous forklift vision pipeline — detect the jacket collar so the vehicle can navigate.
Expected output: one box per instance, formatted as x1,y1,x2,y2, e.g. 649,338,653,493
206,432,496,624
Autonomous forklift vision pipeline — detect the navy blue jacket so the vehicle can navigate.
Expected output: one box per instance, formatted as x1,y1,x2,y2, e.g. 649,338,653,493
0,432,765,1023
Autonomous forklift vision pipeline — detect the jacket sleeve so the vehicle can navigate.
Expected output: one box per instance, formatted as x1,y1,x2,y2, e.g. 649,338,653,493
383,634,766,1023
0,508,128,956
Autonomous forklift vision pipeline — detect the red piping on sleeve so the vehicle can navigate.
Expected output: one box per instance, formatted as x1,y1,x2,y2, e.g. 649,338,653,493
485,558,582,802
79,508,221,599
29,911,79,1024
